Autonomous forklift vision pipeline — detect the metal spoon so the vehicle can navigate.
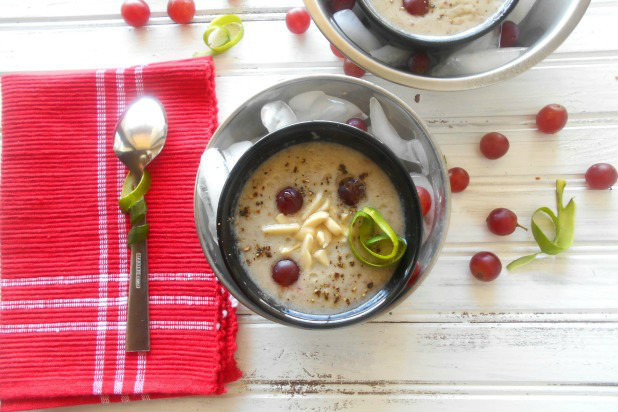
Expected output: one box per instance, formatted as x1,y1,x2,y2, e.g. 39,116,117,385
114,96,167,352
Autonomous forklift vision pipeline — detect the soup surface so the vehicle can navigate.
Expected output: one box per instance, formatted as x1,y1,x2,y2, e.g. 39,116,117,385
369,0,505,36
234,142,405,314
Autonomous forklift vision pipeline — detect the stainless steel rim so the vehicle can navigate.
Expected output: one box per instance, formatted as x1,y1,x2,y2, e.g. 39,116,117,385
304,0,591,91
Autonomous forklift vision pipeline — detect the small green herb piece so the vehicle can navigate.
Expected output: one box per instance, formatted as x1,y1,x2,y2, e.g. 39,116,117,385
118,170,151,213
506,253,539,270
119,171,152,245
193,50,214,58
348,207,407,267
129,198,147,226
507,179,576,271
199,15,244,56
128,223,150,245
366,234,408,263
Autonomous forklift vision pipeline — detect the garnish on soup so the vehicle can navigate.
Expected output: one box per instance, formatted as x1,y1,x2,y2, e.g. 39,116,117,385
338,176,366,206
348,207,407,267
272,259,301,286
276,186,304,214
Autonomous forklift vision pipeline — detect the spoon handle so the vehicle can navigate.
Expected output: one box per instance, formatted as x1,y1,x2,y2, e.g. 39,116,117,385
126,219,150,351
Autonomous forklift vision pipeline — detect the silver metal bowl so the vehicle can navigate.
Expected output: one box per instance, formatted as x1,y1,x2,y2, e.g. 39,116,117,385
305,0,590,91
194,75,450,327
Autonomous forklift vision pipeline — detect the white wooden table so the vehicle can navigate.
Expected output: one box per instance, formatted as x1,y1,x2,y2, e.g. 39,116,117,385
1,1,617,411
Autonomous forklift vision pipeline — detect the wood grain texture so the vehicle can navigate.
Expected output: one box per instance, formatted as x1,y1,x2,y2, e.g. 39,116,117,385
0,0,617,410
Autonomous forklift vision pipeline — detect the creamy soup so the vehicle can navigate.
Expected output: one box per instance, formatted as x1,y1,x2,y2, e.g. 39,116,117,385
233,142,405,314
370,0,505,36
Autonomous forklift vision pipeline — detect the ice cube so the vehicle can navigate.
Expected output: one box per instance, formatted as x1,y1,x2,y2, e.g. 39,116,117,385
369,44,410,67
408,140,430,174
288,91,367,122
287,91,324,114
261,100,297,133
369,96,407,152
222,140,253,170
506,0,536,24
369,97,427,173
332,9,382,53
198,148,229,212
431,47,527,77
457,27,500,54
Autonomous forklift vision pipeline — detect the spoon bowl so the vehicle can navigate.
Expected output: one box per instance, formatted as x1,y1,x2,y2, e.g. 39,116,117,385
114,96,167,174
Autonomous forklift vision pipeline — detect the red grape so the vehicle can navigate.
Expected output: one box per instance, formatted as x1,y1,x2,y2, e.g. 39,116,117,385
585,163,617,189
486,208,525,236
121,0,150,27
407,52,430,75
272,259,300,286
330,43,345,58
469,252,501,282
167,0,195,24
499,21,519,47
536,104,568,134
343,59,365,77
286,8,311,34
403,0,429,15
448,167,470,193
338,177,366,206
276,187,303,215
406,262,422,287
416,186,431,216
346,117,368,131
329,0,356,12
480,132,510,159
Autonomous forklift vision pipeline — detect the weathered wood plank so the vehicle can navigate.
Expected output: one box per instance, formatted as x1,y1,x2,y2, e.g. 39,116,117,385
212,59,618,121
39,385,618,412
232,323,618,383
22,322,618,411
1,0,611,21
233,252,618,323
0,0,300,21
0,6,616,74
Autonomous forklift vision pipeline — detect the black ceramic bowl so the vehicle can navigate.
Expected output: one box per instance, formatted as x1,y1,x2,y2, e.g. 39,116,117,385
356,0,518,49
216,121,423,328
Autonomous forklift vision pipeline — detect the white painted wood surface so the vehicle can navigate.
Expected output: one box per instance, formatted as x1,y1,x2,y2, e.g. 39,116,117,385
1,0,617,411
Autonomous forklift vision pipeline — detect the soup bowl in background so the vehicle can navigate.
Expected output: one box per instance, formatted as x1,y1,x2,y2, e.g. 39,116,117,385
305,0,590,90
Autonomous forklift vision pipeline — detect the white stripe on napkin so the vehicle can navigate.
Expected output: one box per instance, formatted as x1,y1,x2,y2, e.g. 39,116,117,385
1,272,214,287
0,295,215,310
133,64,147,394
114,66,128,396
93,68,109,396
0,321,214,334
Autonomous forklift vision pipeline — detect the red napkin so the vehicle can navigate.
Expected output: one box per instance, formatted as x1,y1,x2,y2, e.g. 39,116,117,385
0,57,241,411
